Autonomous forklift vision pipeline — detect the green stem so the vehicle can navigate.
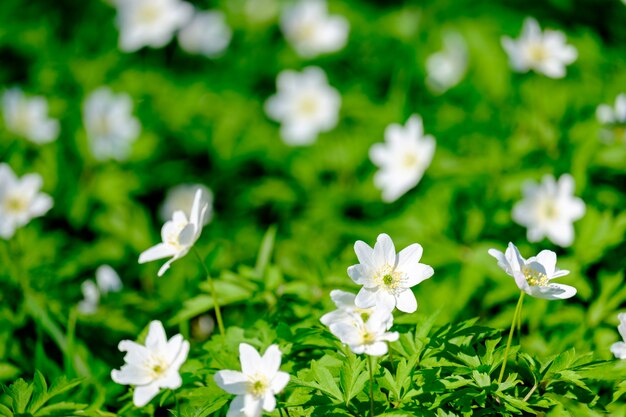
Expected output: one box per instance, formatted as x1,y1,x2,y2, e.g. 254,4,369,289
193,249,225,337
368,355,375,417
497,291,525,385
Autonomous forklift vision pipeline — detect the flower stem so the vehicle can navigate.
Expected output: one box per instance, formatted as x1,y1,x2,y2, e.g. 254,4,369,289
193,248,225,337
368,355,375,417
497,291,525,385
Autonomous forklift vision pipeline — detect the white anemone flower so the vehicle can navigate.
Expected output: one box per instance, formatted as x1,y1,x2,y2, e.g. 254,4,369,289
115,0,193,52
610,313,626,359
159,184,213,226
320,290,392,330
596,94,626,143
329,309,398,356
83,87,140,161
178,10,232,58
348,233,434,313
280,0,349,58
78,265,123,314
512,174,585,247
426,32,468,94
2,88,59,144
369,115,436,202
501,17,577,78
139,189,208,276
78,281,100,315
96,265,123,293
214,343,290,417
0,164,53,240
265,67,341,146
488,242,576,300
111,321,189,407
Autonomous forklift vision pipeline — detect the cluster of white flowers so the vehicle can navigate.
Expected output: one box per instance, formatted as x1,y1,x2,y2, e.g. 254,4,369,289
321,233,433,356
0,163,53,240
2,88,59,144
596,94,626,143
78,265,123,314
114,0,232,58
502,17,577,78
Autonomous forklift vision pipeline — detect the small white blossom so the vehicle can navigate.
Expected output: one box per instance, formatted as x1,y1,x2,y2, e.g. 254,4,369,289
330,309,398,356
214,343,290,417
512,174,585,247
501,17,577,78
488,242,576,300
178,10,232,58
320,290,392,330
96,265,123,293
0,164,53,240
2,88,59,144
78,281,100,315
596,94,626,143
610,313,626,359
369,115,436,202
78,265,123,314
139,189,208,276
280,0,349,58
265,66,341,146
111,321,189,407
426,32,468,94
348,233,434,313
115,0,193,53
83,87,140,161
160,184,213,226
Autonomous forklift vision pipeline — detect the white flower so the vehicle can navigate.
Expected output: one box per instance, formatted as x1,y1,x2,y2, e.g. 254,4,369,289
178,10,232,58
78,265,123,314
610,313,626,359
320,290,392,330
426,32,468,94
159,184,213,226
501,17,577,78
347,233,434,313
265,67,341,146
330,309,398,356
214,343,290,417
596,94,626,143
512,174,585,247
115,0,193,52
2,88,59,144
488,242,576,300
369,115,436,202
280,0,349,58
0,164,53,240
139,189,208,276
83,87,140,161
111,321,189,407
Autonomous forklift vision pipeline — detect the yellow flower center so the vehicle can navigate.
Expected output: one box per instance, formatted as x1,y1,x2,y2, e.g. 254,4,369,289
375,265,404,292
527,43,548,63
147,356,169,378
523,266,549,287
297,95,318,116
4,194,28,214
362,330,376,344
138,5,161,24
248,375,269,397
538,199,559,221
294,22,317,42
401,152,419,168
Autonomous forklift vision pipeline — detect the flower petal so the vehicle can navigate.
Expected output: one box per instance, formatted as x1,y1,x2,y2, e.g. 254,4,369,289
214,370,248,395
395,289,417,313
260,344,282,377
239,343,262,376
133,381,161,407
373,233,396,267
145,321,167,351
271,371,290,394
355,287,378,308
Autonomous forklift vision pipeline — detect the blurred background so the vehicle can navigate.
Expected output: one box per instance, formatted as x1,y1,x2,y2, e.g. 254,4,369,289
1,0,626,407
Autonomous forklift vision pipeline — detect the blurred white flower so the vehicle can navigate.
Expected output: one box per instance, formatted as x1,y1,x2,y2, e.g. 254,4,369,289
178,10,232,58
596,94,626,143
320,289,392,330
501,17,577,78
115,0,193,52
160,184,213,226
214,343,290,417
611,313,626,359
280,0,349,58
140,189,209,276
426,32,468,94
265,67,340,146
488,242,576,300
0,164,53,240
348,233,434,313
83,87,140,161
78,265,123,314
111,320,189,407
2,88,59,144
330,309,398,356
512,174,585,247
191,314,214,340
369,115,435,202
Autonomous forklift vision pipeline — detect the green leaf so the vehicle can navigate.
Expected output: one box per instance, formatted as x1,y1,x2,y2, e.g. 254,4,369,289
26,370,48,414
338,351,367,405
7,379,33,414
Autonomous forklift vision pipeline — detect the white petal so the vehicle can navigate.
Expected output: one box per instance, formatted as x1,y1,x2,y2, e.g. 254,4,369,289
396,243,423,271
138,243,177,263
133,382,161,407
534,250,557,277
239,343,262,376
395,289,417,313
111,365,152,386
159,371,182,389
528,283,577,300
226,395,246,417
145,320,167,351
329,290,356,308
347,264,369,285
262,393,276,412
364,342,388,356
375,291,397,311
402,263,434,288
271,371,290,393
260,344,282,377
214,370,248,395
354,287,377,308
373,233,396,267
354,240,374,267
611,342,626,360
